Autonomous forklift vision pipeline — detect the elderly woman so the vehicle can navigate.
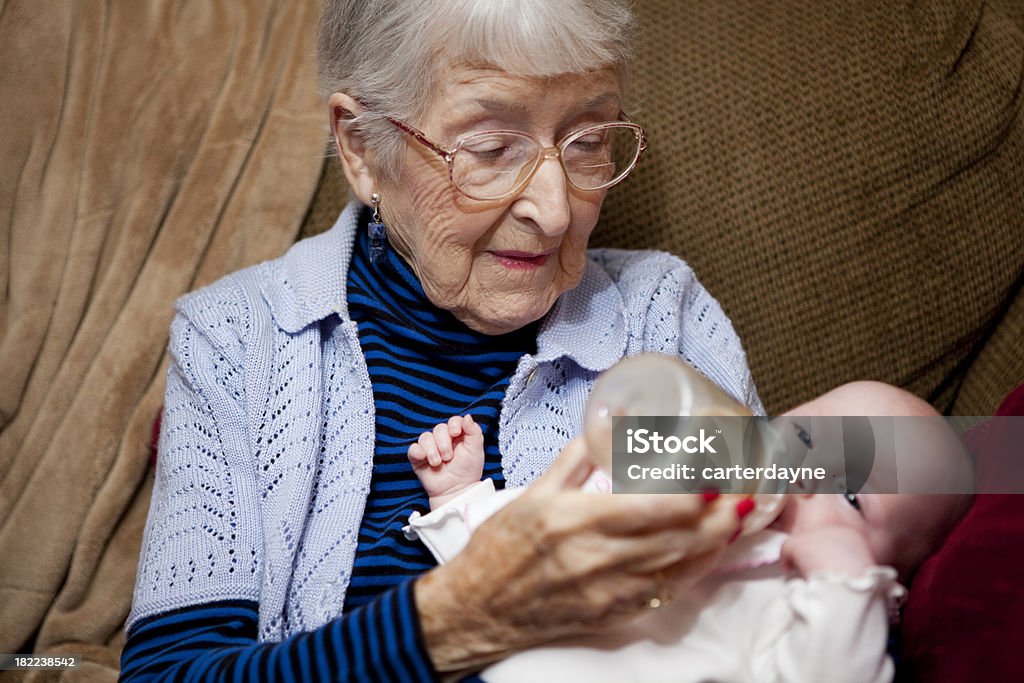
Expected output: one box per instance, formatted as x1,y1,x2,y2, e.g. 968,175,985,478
119,0,762,680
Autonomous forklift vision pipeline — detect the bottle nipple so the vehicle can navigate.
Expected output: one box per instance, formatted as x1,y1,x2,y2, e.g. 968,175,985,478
742,493,788,534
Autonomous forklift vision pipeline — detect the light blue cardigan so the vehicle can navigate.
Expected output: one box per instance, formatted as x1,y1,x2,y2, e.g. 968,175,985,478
128,201,764,641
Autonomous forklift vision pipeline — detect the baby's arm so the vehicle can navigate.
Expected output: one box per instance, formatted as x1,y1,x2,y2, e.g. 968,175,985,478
408,414,485,509
750,567,901,683
403,415,524,566
749,528,900,682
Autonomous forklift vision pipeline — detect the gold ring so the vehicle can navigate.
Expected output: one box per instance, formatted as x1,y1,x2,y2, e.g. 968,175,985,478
647,572,670,609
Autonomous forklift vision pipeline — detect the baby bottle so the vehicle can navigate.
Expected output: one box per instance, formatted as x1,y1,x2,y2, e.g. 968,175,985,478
583,353,786,534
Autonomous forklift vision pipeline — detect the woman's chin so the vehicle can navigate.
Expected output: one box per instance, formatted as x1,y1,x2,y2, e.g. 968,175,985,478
464,312,542,336
457,298,552,335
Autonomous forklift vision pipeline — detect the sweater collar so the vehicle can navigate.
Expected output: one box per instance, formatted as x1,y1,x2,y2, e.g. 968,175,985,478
259,201,627,372
533,258,628,373
259,201,361,332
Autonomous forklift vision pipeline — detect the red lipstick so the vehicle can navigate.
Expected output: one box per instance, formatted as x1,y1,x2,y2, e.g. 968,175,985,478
490,249,554,270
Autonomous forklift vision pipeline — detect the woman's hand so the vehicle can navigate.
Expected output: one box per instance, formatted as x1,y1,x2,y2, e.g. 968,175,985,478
414,438,747,673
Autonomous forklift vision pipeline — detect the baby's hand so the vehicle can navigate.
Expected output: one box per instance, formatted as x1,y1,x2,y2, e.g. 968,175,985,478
408,415,485,508
781,526,877,579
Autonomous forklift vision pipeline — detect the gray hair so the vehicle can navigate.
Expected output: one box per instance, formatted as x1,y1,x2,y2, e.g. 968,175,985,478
317,0,635,179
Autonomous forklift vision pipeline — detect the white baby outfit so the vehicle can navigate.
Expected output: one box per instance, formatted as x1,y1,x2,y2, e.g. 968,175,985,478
406,479,905,683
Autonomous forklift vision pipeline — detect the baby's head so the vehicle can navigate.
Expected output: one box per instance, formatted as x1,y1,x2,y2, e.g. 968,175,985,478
773,381,974,580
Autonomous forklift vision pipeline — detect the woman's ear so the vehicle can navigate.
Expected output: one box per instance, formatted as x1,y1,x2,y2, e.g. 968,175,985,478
328,92,377,204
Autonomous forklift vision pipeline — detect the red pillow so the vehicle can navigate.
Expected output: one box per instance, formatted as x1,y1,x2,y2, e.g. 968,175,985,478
900,384,1024,682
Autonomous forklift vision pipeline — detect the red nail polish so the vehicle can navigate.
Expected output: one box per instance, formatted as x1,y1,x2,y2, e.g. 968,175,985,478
728,528,743,544
702,489,720,504
735,498,756,520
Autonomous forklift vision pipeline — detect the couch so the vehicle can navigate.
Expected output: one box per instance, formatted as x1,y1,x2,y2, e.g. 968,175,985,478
1,0,1021,680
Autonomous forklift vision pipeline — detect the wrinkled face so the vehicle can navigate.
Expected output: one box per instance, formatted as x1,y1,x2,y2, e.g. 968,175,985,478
374,66,622,334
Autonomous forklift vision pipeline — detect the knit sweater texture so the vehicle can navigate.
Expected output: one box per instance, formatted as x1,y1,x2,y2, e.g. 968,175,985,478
128,201,764,641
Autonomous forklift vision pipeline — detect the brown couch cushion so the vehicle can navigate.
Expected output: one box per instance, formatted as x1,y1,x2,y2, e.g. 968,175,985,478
954,287,1024,413
594,0,1024,414
304,0,1024,415
0,0,326,667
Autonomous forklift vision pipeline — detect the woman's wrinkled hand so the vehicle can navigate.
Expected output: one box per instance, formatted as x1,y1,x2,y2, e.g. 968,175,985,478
414,438,747,673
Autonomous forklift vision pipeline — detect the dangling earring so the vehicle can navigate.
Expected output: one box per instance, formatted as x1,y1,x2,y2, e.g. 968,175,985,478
369,193,387,264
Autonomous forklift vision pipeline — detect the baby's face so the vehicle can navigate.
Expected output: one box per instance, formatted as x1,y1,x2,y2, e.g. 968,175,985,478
770,417,897,568
770,414,971,577
772,416,847,492
770,489,939,576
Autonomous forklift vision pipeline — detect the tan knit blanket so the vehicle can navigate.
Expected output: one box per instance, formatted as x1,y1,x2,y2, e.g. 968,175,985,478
0,2,325,679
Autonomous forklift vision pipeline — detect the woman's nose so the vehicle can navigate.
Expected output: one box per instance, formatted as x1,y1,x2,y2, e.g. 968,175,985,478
512,154,572,237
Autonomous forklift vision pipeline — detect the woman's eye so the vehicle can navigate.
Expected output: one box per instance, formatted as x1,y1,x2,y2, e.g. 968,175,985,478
567,135,606,153
844,492,862,511
465,143,511,160
462,136,527,161
794,424,813,448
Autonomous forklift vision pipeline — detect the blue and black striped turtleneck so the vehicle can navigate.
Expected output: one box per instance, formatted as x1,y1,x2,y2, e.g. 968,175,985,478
344,210,536,609
119,212,535,682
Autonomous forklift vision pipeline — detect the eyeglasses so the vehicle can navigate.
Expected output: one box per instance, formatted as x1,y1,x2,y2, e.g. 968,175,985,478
385,112,647,201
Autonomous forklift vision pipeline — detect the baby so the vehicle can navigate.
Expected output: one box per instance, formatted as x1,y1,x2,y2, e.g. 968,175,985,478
405,381,973,683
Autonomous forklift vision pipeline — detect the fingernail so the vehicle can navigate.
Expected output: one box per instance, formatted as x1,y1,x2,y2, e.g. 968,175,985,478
702,489,720,504
728,528,743,544
735,498,756,520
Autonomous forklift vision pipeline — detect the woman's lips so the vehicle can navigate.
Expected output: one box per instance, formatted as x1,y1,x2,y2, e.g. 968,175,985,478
490,249,555,270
